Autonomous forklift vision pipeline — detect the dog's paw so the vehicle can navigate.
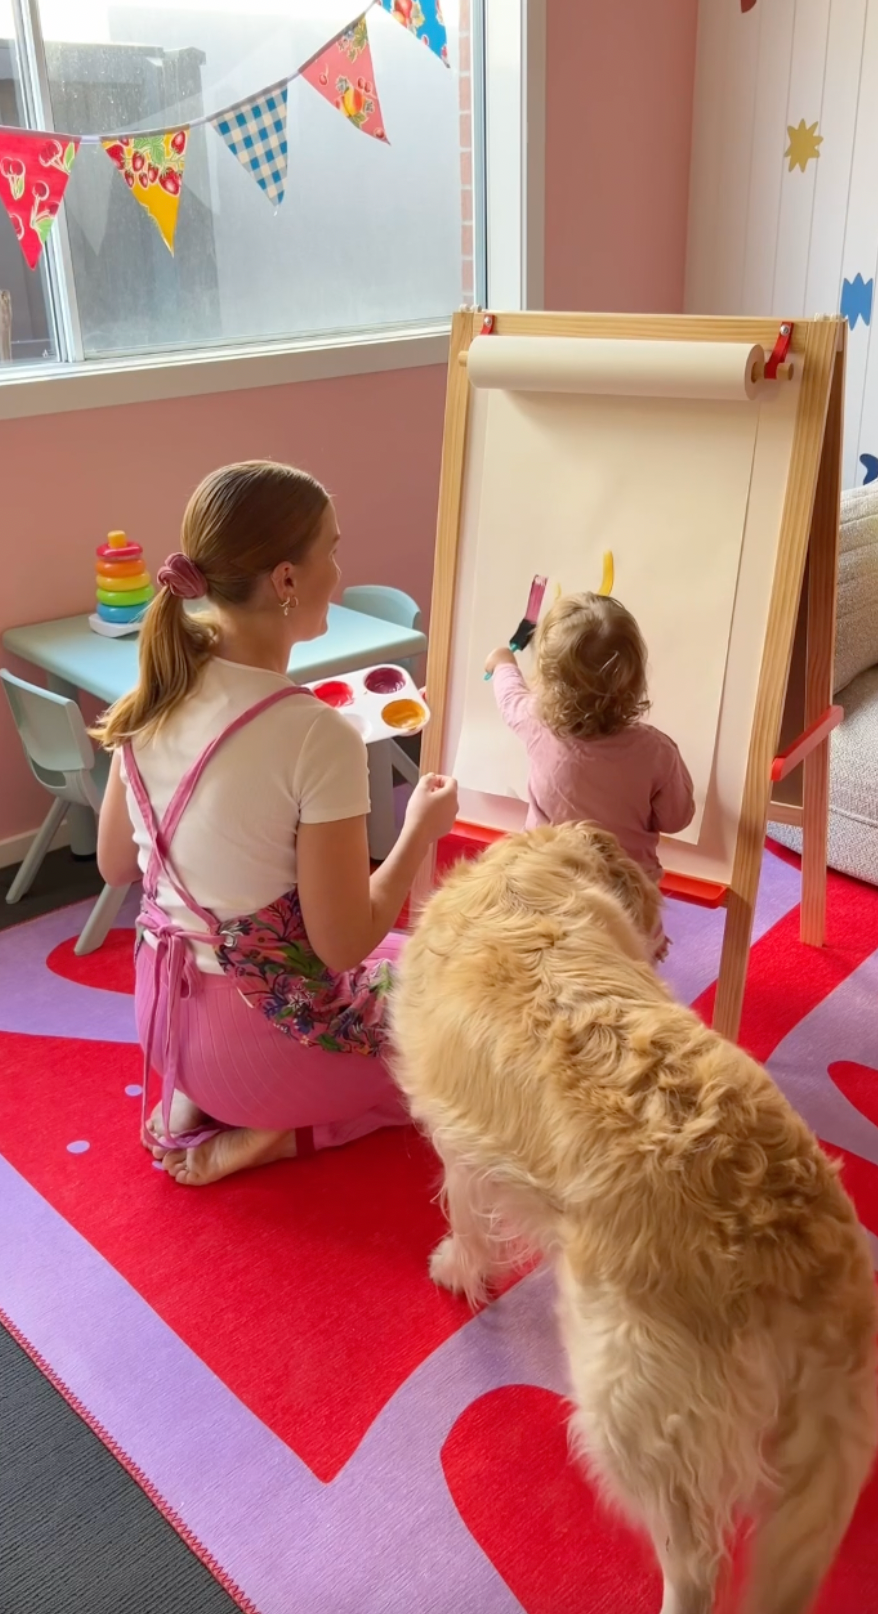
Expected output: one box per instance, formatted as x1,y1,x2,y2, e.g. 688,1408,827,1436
429,1234,474,1296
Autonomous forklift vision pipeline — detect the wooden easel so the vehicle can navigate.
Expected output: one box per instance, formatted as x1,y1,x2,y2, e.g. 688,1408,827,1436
414,311,845,1044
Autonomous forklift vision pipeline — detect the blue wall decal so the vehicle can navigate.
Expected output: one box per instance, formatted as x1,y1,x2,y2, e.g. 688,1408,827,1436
842,274,874,328
860,454,878,485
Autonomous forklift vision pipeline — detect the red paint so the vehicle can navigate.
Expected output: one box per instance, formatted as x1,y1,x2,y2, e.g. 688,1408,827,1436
313,680,354,708
364,666,405,695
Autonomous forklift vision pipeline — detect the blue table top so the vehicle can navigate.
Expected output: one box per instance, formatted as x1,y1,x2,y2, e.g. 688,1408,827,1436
3,608,428,706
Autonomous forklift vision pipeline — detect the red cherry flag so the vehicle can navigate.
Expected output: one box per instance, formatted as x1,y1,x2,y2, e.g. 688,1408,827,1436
0,130,79,270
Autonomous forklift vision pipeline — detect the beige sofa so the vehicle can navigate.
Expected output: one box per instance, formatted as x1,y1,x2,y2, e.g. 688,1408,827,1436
769,485,878,885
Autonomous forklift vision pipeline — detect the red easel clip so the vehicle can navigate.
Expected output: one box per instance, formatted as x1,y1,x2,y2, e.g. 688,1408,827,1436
765,322,794,380
481,313,495,336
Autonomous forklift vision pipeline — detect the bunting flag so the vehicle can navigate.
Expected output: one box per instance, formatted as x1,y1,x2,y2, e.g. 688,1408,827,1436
380,0,448,66
0,0,458,271
0,132,79,270
102,129,188,253
211,84,289,206
301,16,389,142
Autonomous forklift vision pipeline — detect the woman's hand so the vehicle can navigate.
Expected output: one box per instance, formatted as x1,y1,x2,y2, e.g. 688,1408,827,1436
298,773,459,972
484,646,517,675
403,772,459,846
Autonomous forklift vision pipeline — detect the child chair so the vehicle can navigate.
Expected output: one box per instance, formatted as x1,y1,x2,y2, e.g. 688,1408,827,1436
1,670,130,953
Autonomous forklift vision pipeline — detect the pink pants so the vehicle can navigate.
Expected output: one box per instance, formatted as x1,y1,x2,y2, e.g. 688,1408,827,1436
134,933,409,1152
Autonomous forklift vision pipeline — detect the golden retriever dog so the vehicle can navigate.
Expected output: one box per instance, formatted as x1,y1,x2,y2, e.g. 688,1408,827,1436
390,824,877,1614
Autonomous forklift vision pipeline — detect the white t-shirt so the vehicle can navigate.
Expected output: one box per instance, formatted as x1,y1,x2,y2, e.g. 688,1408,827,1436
121,657,370,971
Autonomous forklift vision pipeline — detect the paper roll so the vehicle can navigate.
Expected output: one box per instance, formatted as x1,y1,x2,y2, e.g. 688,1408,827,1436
466,336,765,403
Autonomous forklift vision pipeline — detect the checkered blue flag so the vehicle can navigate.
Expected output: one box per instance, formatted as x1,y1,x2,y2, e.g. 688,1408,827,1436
211,82,289,206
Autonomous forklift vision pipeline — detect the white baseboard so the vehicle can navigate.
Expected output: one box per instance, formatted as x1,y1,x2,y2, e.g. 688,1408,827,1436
0,820,71,870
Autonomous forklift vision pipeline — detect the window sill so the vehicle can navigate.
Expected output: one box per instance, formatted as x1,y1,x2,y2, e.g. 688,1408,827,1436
0,321,452,421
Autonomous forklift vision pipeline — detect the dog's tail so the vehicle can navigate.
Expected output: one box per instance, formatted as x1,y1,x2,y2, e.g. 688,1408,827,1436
743,1363,877,1614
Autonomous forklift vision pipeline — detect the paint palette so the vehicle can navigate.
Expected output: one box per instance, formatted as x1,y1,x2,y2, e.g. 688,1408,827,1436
306,665,430,744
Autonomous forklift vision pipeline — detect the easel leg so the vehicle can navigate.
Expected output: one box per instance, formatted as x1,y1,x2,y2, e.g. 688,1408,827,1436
800,735,830,945
712,885,758,1043
799,341,842,945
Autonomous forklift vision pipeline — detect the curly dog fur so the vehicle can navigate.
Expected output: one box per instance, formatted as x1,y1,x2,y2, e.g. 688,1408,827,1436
391,824,878,1614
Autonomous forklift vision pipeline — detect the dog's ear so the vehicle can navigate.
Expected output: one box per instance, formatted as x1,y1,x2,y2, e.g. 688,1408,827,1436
573,823,660,939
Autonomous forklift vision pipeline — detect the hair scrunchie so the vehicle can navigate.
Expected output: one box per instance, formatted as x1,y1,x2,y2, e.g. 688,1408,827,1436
157,552,208,600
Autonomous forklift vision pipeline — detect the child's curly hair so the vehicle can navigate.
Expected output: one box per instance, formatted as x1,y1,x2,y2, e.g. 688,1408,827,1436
534,592,649,739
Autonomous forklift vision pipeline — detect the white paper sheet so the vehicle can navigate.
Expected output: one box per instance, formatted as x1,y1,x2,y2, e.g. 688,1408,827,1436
452,388,760,842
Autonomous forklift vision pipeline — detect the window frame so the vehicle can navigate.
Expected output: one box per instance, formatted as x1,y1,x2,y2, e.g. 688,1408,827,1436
0,0,544,419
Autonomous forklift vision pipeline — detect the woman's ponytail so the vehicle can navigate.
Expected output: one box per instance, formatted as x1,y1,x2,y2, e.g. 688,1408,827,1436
92,586,215,748
92,459,329,750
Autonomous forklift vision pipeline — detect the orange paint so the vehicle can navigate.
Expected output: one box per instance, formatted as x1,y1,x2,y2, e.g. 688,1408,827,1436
381,698,426,733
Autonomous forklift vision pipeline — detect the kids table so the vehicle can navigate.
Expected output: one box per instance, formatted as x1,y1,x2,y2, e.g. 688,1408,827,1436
3,601,427,862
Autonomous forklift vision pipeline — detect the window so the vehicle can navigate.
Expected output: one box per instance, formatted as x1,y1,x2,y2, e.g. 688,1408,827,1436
0,0,483,367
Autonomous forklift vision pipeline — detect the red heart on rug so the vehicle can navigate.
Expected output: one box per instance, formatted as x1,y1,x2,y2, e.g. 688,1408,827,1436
694,869,878,1063
442,1384,878,1613
820,1141,878,1240
46,929,136,995
442,1385,661,1613
829,1063,878,1133
0,1027,475,1481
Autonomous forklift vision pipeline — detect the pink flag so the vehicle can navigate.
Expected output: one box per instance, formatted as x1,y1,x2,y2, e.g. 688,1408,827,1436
0,131,79,270
301,16,389,142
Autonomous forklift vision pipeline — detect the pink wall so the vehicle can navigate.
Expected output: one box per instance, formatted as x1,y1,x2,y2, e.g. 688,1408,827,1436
544,0,699,313
1,365,446,842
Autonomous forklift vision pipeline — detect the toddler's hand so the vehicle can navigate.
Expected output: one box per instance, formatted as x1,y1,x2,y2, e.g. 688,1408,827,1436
405,772,459,845
484,646,517,675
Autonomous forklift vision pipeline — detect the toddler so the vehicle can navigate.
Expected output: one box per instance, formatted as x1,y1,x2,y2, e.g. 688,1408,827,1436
485,591,694,956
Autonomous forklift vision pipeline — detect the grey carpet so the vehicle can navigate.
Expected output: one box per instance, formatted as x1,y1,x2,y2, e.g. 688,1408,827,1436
0,846,104,931
0,1323,240,1614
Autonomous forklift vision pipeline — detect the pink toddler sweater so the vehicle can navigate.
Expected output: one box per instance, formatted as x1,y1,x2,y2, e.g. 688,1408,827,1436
492,663,695,880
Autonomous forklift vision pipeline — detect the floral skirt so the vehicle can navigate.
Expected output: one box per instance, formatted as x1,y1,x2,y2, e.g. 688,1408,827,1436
215,887,395,1057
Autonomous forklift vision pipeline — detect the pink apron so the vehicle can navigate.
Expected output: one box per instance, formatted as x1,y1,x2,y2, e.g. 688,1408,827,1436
123,686,396,1153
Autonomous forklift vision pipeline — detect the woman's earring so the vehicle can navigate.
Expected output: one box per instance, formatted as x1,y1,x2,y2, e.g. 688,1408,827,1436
279,593,299,618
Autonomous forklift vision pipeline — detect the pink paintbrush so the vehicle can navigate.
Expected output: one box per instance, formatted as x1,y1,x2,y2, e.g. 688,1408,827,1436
485,574,548,679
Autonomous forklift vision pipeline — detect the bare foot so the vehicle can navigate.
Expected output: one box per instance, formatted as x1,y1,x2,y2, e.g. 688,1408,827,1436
144,1090,208,1153
161,1127,298,1187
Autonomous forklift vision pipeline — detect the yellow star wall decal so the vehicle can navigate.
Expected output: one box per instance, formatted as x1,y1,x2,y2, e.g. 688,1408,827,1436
785,119,823,173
